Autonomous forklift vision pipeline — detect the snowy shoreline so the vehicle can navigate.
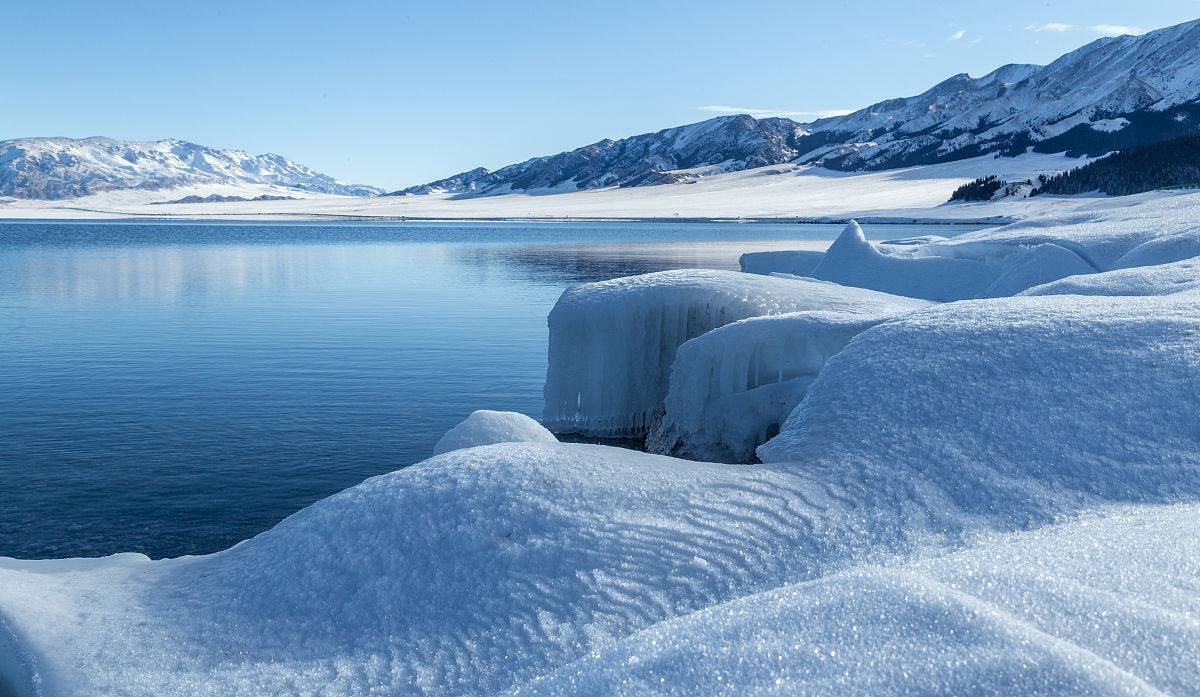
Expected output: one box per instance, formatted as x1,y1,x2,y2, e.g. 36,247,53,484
3,191,1200,696
1,152,1159,225
0,213,1012,225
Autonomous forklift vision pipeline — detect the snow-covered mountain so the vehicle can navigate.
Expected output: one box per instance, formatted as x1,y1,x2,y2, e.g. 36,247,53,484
0,137,382,200
802,17,1200,169
391,115,809,195
394,17,1200,196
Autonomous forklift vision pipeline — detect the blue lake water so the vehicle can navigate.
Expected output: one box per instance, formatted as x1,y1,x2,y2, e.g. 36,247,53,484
0,220,984,559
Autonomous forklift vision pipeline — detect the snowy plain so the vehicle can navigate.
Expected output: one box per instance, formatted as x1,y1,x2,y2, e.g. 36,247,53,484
0,152,1160,224
3,189,1200,695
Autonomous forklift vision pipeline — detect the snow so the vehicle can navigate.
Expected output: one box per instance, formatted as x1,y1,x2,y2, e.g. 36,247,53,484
5,426,1199,697
757,292,1200,481
799,19,1200,169
0,444,870,697
1089,117,1131,132
4,189,1200,696
0,136,381,200
732,193,1200,301
1022,258,1200,296
543,270,929,438
0,152,1112,222
432,410,557,455
516,503,1200,697
795,220,1098,301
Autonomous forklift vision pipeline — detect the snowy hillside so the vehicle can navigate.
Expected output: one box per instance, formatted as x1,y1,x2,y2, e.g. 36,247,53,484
0,151,1111,222
0,137,382,200
802,17,1200,169
395,18,1200,196
3,191,1200,696
390,114,808,195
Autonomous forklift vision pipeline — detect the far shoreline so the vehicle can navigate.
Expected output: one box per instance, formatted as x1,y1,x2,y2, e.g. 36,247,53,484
0,214,1010,226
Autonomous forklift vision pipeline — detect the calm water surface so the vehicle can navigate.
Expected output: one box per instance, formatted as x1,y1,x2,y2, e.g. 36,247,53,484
0,220,983,558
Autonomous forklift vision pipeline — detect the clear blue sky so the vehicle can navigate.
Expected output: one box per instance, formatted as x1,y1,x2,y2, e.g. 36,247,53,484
4,1,1197,189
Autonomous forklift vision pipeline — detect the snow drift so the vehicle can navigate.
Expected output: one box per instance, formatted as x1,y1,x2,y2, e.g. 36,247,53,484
433,410,557,455
757,293,1200,520
516,503,1200,697
743,220,1098,301
745,192,1200,302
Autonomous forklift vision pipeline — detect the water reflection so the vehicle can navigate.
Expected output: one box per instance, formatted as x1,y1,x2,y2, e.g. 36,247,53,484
2,239,836,304
1,244,467,303
454,240,831,286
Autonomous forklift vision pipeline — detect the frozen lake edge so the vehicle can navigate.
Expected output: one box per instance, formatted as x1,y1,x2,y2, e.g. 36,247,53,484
4,192,1200,696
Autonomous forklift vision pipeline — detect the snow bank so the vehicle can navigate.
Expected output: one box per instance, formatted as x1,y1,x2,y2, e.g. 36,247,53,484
0,444,869,697
1022,258,1200,296
805,221,1096,301
543,270,928,438
0,151,1104,222
5,436,1199,696
758,293,1200,524
733,198,1200,303
646,311,900,463
949,192,1200,272
432,410,557,455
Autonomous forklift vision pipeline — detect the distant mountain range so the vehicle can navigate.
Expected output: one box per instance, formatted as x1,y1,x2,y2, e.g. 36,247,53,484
392,17,1200,197
0,137,381,200
5,18,1200,202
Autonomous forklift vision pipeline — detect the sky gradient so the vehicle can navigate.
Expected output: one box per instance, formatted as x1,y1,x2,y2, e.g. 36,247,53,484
5,1,1199,189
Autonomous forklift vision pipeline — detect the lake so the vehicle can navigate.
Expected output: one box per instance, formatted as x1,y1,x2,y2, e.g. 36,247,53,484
0,220,983,559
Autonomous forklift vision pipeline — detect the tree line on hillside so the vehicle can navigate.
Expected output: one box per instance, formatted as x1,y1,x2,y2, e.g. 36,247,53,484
948,176,1005,201
947,132,1200,201
1031,133,1200,196
948,176,1033,202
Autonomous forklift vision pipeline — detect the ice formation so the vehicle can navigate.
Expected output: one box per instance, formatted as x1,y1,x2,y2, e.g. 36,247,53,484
432,410,557,455
646,311,898,462
543,269,928,439
738,249,824,276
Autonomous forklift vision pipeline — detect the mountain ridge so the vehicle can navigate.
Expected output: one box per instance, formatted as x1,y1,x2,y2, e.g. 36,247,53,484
392,17,1200,197
0,136,382,200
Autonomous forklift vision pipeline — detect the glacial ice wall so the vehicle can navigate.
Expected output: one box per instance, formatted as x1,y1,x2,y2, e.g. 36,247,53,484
543,269,929,438
646,311,896,463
